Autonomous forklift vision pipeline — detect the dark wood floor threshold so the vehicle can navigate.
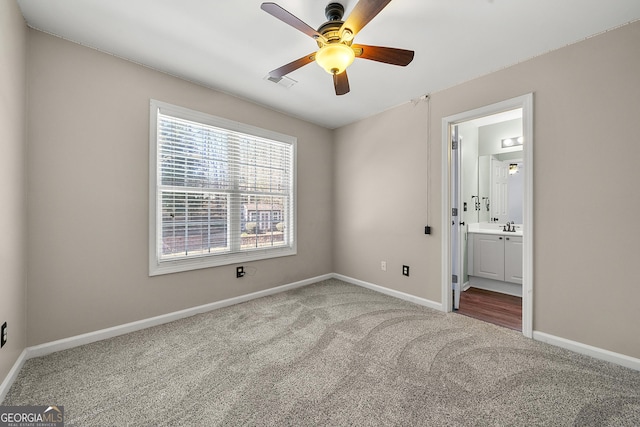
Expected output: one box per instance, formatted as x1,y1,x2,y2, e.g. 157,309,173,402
456,287,522,332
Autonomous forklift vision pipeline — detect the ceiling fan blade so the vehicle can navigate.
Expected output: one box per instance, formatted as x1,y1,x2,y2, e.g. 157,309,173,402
268,53,316,78
340,0,393,38
261,3,325,41
333,71,350,96
352,44,414,66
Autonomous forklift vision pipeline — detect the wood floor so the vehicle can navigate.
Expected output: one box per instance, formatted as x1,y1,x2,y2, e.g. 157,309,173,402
456,287,522,331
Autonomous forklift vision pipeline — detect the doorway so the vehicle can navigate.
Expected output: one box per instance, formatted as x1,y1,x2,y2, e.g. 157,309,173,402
440,94,533,337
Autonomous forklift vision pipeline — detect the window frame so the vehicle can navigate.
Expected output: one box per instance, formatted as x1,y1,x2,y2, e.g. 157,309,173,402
149,99,297,276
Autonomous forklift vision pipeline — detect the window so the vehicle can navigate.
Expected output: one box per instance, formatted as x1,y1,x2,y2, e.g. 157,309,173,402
149,100,296,275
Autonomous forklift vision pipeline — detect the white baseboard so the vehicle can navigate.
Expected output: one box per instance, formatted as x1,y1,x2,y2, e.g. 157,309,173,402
0,349,28,403
533,331,640,372
27,273,333,360
5,274,638,401
333,274,443,312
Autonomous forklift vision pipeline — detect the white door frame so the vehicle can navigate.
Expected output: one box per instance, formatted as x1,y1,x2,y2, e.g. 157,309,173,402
440,93,534,338
451,125,462,309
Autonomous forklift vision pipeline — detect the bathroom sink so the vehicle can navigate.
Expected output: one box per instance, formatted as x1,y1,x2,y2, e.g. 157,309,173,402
468,222,523,236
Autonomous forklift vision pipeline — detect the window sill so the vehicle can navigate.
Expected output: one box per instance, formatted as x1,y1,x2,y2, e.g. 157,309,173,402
149,246,297,276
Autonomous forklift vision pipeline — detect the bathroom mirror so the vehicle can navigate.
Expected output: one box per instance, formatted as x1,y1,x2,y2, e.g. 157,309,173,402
478,152,523,223
460,112,523,225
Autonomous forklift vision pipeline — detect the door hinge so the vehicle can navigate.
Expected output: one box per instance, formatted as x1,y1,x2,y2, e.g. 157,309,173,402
452,274,458,283
452,139,458,150
452,208,458,217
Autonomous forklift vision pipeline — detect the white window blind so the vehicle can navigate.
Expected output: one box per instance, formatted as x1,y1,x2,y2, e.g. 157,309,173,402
149,100,296,275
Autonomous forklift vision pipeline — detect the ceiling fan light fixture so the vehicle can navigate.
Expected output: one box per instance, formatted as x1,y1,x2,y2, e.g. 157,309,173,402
261,0,415,95
315,43,355,74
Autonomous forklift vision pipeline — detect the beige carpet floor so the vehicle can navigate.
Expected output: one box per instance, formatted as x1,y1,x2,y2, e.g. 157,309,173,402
3,279,640,426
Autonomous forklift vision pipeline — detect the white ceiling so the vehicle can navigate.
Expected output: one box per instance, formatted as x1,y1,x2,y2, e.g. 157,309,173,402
17,0,640,129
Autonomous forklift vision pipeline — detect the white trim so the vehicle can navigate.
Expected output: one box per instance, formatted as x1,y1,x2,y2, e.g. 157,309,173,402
521,94,534,338
533,331,640,372
3,275,639,398
440,120,450,314
24,273,441,360
21,273,443,362
26,274,331,359
333,274,443,311
441,93,534,338
0,349,28,402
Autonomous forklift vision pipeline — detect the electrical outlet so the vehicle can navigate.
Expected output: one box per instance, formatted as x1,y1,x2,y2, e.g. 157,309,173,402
236,266,245,278
381,261,387,271
402,265,410,276
1,322,7,348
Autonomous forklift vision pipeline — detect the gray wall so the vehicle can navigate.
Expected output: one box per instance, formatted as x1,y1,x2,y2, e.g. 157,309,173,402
25,30,333,346
0,1,28,384
333,101,439,301
334,20,640,358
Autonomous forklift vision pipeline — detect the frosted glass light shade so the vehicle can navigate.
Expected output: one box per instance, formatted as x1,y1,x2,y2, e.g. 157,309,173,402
501,136,524,148
315,43,355,75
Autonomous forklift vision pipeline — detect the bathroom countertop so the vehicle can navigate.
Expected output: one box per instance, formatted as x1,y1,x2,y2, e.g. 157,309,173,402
468,223,523,236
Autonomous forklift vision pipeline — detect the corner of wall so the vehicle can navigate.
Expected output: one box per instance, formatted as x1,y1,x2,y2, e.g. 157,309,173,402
0,0,29,393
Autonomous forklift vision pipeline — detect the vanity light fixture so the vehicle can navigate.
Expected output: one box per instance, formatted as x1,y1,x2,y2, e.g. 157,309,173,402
501,136,523,148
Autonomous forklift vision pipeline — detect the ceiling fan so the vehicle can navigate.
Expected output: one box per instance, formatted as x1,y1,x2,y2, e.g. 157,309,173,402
261,0,415,95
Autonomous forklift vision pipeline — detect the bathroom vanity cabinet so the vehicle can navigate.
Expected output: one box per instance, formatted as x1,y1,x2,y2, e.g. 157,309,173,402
469,233,522,284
